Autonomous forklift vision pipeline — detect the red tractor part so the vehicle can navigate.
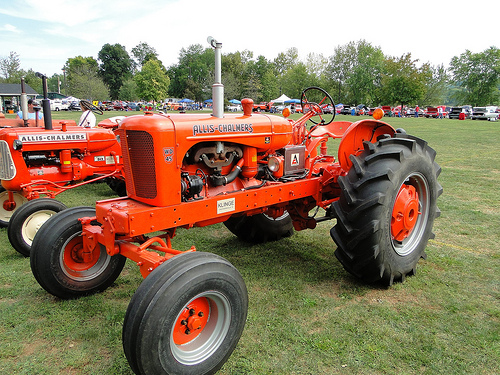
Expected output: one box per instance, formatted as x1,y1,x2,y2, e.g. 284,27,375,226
0,74,125,257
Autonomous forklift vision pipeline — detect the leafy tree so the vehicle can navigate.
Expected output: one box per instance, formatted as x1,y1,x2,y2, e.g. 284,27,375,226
131,42,159,72
250,55,279,102
119,78,139,101
281,62,316,99
380,53,428,108
98,43,132,99
47,74,65,94
273,48,299,76
22,70,43,94
273,48,299,94
63,56,108,100
167,44,214,101
421,64,449,105
326,40,384,106
63,56,98,93
0,51,21,81
135,60,170,102
68,65,109,101
449,47,500,106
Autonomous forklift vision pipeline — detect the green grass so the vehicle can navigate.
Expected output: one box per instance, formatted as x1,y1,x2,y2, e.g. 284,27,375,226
0,113,499,374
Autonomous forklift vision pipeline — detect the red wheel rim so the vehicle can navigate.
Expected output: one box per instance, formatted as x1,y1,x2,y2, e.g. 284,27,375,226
62,236,99,272
173,297,210,345
391,184,420,242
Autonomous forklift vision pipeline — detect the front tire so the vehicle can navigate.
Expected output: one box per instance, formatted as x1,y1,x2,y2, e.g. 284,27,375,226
331,132,442,285
123,252,248,375
0,187,28,227
30,206,126,299
8,198,67,257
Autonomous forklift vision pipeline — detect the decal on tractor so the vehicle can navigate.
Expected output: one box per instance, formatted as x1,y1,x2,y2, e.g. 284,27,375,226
163,147,174,163
192,122,253,136
217,197,236,214
18,133,87,142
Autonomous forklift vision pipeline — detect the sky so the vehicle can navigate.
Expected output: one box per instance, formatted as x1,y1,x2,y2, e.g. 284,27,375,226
0,0,497,77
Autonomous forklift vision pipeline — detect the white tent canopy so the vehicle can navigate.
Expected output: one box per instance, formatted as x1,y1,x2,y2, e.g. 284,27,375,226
271,94,291,103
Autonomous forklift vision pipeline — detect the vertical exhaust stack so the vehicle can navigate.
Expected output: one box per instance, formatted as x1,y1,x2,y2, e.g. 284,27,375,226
35,72,52,130
20,77,29,127
208,36,224,118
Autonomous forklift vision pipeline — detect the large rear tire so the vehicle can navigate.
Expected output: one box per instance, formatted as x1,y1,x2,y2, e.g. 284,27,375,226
8,198,67,257
30,206,126,299
331,132,442,285
123,252,248,375
224,211,293,243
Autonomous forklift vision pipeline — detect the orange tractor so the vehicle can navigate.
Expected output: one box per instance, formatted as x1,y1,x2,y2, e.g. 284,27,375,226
30,38,442,374
0,74,125,256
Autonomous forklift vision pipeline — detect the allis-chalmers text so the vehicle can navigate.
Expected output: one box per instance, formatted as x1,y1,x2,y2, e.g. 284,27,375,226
18,133,87,142
192,123,253,136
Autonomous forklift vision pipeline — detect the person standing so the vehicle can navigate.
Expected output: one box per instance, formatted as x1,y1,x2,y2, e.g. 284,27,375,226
78,100,96,128
415,105,419,118
16,99,43,120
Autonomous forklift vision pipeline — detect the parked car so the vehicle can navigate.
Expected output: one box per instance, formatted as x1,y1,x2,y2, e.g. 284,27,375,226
226,104,242,112
448,106,473,119
424,107,438,118
321,104,334,114
113,101,127,111
471,106,499,121
127,102,140,111
381,106,391,116
340,105,352,115
49,99,69,111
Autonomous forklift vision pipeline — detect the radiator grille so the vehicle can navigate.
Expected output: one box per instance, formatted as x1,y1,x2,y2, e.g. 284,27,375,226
122,130,157,199
0,140,16,180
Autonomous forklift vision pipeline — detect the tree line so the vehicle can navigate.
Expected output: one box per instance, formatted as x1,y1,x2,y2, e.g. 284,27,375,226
1,41,499,107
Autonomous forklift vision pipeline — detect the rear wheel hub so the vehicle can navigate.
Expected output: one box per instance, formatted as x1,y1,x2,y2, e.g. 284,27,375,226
391,184,420,242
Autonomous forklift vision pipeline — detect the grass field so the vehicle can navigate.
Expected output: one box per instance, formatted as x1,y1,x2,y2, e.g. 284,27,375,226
0,110,498,374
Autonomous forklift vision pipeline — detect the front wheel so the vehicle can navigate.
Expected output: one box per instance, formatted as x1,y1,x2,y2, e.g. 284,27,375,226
8,198,67,257
123,252,248,375
30,206,126,299
0,187,28,227
331,132,442,285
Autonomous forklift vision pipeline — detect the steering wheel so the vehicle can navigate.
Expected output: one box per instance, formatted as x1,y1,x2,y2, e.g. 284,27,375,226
80,99,104,115
300,87,335,126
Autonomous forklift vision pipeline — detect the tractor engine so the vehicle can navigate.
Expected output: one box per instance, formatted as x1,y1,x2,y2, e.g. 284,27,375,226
118,105,308,207
0,126,122,192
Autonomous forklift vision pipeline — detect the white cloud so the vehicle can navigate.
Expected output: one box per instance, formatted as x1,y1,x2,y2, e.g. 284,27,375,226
0,23,21,33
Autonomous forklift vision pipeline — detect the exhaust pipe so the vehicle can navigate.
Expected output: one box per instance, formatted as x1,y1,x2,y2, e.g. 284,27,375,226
207,36,224,118
35,72,52,130
20,77,29,127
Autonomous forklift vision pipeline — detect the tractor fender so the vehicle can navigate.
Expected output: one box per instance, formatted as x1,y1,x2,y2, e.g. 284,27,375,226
337,119,395,172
